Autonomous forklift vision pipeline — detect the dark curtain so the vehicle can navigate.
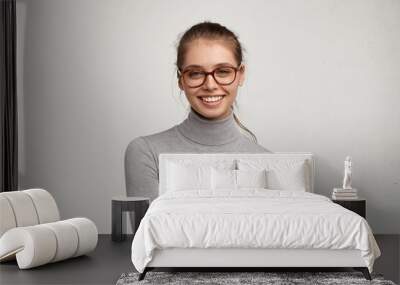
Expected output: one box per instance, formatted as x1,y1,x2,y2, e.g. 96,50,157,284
0,0,18,192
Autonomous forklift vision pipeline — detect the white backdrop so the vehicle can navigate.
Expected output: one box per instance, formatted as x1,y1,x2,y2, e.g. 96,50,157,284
16,0,400,234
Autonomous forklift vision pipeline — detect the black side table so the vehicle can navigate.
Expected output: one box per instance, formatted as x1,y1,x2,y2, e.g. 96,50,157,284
112,196,150,242
332,198,366,219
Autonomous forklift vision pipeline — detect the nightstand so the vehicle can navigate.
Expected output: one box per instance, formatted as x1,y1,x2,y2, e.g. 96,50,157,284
111,196,150,242
332,198,366,219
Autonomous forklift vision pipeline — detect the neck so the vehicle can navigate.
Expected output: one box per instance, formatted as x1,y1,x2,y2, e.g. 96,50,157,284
191,107,231,121
177,107,242,146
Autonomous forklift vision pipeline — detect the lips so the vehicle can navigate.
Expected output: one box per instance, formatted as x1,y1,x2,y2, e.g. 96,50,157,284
198,95,225,98
198,95,225,107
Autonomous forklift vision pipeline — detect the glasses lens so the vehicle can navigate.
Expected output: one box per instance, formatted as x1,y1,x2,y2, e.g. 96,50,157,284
214,67,236,85
184,69,205,87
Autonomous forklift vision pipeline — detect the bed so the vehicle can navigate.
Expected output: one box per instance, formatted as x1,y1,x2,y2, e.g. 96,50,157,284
130,153,381,281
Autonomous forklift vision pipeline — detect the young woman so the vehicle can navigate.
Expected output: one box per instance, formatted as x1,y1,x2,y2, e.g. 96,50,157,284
125,21,271,213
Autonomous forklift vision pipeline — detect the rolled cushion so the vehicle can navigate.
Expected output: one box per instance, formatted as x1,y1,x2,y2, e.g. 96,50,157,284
63,217,98,257
24,188,60,223
0,196,17,237
0,225,57,268
0,189,60,238
0,218,98,269
0,191,39,227
41,221,79,262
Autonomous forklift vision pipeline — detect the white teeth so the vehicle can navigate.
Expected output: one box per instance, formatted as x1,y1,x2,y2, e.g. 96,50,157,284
202,96,223,102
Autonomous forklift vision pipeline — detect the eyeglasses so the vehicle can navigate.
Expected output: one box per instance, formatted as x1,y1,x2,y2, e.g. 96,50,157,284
178,64,242,88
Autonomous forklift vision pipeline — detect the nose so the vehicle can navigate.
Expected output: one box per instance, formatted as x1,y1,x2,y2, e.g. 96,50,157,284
203,73,218,90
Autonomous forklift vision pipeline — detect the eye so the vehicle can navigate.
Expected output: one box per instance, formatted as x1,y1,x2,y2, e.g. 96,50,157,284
215,67,234,77
187,70,204,79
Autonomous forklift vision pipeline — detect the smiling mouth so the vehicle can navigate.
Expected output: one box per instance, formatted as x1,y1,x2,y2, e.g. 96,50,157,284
198,95,225,103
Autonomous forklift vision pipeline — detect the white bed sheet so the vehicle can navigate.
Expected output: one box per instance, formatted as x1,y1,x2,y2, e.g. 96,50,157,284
131,189,381,273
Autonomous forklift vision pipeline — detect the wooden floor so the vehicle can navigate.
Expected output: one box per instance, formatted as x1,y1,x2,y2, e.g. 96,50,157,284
0,234,398,285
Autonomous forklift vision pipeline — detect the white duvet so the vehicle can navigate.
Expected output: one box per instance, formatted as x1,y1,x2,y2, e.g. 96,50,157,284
131,189,381,273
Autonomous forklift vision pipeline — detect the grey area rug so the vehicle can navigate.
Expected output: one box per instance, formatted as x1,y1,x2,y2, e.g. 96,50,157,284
116,271,397,285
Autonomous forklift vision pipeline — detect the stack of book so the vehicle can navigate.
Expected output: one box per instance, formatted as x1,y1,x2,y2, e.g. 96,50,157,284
332,188,358,200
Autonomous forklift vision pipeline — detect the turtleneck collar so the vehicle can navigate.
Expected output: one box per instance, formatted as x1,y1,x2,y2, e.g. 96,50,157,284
176,108,242,146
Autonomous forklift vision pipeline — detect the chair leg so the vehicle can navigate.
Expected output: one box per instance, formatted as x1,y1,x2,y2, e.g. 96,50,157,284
354,267,372,280
138,268,148,281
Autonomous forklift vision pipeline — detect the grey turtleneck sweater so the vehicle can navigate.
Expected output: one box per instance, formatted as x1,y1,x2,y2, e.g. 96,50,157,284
124,108,272,203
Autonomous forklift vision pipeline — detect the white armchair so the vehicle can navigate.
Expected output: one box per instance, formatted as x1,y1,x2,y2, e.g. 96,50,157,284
0,188,98,269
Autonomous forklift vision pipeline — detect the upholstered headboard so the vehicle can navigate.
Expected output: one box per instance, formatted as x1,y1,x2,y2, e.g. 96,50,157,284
159,153,315,195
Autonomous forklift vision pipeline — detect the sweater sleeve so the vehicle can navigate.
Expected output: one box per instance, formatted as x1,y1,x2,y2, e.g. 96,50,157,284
124,136,159,203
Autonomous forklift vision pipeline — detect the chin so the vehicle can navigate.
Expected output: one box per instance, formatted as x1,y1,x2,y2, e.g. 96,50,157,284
195,106,231,120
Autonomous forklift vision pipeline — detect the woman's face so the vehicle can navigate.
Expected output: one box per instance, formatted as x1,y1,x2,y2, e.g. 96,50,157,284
178,39,245,120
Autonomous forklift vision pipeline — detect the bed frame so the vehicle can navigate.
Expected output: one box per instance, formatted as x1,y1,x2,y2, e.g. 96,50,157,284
139,248,371,280
137,153,372,281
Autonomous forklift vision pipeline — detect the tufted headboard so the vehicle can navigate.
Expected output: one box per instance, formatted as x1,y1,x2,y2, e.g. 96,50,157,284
159,152,315,195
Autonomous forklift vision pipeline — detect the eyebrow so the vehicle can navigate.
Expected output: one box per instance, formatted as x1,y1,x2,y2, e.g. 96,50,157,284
183,62,236,69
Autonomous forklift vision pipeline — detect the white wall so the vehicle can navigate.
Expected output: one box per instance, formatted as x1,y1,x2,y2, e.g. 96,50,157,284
16,0,400,234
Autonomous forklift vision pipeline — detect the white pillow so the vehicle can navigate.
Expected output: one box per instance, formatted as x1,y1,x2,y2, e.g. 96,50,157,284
237,159,307,191
266,162,306,191
211,168,236,190
166,161,211,191
236,169,268,188
211,168,268,190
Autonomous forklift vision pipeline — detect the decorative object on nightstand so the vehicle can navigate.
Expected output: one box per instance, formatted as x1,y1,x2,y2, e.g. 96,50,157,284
332,198,366,219
342,156,353,189
332,156,359,200
111,196,149,242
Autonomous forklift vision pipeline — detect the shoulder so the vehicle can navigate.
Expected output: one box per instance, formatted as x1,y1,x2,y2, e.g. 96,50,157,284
125,125,177,158
125,136,153,165
240,135,273,153
126,136,148,153
141,125,178,144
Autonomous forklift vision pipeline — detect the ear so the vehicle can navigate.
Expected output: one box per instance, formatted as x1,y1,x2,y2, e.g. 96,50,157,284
178,77,184,90
238,64,245,86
